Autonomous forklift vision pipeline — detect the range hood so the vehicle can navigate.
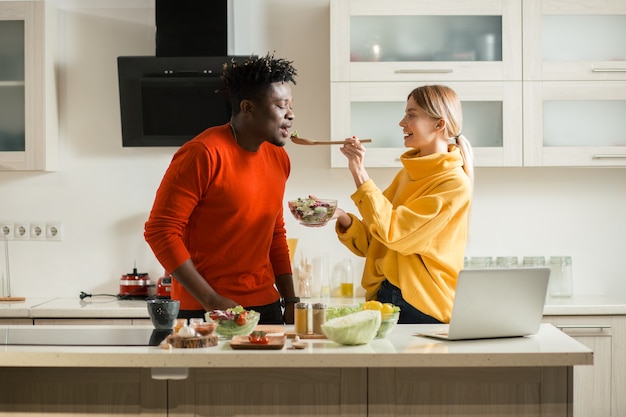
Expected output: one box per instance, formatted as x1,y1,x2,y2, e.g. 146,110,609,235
117,0,244,147
155,0,228,57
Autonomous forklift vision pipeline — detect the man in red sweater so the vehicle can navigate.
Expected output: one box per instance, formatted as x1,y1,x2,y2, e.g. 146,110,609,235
144,53,299,324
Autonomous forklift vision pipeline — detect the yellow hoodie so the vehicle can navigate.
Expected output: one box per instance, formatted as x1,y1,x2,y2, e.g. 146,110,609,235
336,146,471,323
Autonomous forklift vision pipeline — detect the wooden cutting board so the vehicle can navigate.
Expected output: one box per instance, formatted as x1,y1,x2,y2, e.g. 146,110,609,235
253,325,285,335
230,335,286,350
166,334,218,348
285,331,327,339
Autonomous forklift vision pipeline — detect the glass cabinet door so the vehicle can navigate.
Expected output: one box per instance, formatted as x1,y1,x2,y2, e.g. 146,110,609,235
331,0,522,82
523,0,626,81
0,1,57,171
331,81,522,168
0,20,25,153
523,82,626,166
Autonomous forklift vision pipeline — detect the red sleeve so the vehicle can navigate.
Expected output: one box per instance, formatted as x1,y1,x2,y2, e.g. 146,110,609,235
144,141,210,273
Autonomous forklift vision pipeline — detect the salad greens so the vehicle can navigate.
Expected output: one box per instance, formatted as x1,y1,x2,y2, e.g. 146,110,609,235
321,310,381,345
205,306,260,338
326,305,361,321
288,197,336,225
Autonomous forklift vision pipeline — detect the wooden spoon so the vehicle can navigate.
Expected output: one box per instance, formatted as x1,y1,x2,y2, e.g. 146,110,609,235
290,135,372,145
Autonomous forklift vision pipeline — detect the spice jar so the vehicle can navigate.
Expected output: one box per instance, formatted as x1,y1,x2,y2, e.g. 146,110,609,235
312,303,326,335
294,302,309,335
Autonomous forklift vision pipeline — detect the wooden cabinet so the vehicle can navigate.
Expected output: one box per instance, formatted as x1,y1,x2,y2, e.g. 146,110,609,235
0,1,58,171
0,365,572,417
368,367,568,417
542,315,626,417
169,368,366,417
0,368,166,416
331,0,626,168
0,318,31,325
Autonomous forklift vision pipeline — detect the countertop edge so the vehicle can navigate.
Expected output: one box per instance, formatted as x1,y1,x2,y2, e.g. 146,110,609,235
0,324,593,369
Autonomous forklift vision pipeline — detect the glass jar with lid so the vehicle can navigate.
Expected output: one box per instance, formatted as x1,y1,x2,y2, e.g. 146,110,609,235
496,256,519,268
548,256,573,298
312,303,326,335
468,256,494,269
522,256,546,267
294,302,309,335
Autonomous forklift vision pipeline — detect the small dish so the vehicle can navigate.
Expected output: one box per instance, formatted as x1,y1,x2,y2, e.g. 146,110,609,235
211,310,260,339
376,312,400,338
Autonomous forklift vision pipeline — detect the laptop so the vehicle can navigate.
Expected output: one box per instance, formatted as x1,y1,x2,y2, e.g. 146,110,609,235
419,267,550,341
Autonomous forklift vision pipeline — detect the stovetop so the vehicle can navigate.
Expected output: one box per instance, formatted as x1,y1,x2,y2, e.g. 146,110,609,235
0,326,171,346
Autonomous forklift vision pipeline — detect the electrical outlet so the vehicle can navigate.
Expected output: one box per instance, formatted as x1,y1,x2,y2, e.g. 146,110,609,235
14,222,30,239
0,222,14,239
46,222,63,241
30,223,46,240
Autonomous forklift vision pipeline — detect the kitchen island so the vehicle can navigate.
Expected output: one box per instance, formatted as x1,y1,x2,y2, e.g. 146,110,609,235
0,323,591,417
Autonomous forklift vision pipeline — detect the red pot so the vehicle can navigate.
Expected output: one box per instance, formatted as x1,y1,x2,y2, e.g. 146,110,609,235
118,267,151,299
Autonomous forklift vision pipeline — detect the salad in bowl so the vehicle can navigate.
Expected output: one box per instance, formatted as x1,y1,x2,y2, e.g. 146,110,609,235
288,197,337,227
206,306,260,339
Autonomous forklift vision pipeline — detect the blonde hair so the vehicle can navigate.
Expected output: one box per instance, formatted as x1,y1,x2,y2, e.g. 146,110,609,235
408,85,474,185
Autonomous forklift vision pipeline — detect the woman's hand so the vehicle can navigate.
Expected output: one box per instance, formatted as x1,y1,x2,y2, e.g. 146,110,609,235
333,207,353,232
340,136,370,188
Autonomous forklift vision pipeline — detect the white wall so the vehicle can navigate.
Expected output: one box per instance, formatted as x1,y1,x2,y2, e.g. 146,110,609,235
0,0,624,300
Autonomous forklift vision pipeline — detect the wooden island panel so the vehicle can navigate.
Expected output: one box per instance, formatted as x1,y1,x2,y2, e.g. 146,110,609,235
169,368,367,417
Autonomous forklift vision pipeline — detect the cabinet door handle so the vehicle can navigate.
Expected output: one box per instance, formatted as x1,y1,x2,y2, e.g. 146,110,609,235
591,68,626,72
592,154,626,159
394,69,453,74
556,324,611,330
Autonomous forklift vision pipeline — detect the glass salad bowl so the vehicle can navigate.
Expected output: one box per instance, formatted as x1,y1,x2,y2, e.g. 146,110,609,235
288,197,337,227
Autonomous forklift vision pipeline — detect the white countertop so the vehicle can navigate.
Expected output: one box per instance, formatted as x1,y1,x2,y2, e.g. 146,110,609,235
543,295,626,315
0,323,592,369
0,297,53,318
31,297,151,318
1,295,625,319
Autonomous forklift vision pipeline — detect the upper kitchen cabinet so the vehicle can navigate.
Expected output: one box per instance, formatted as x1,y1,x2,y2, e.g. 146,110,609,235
523,0,626,81
522,0,626,167
0,1,58,171
330,0,523,168
524,81,626,167
331,81,522,168
330,0,522,82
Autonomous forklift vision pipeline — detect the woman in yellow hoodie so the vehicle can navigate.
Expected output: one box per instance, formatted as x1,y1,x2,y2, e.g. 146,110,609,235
334,85,473,324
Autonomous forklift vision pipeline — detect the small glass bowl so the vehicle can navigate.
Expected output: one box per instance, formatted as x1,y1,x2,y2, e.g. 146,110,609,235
376,312,400,338
288,198,337,227
211,310,260,339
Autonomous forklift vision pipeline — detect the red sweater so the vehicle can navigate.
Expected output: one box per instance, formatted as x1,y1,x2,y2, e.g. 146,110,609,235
144,124,292,310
